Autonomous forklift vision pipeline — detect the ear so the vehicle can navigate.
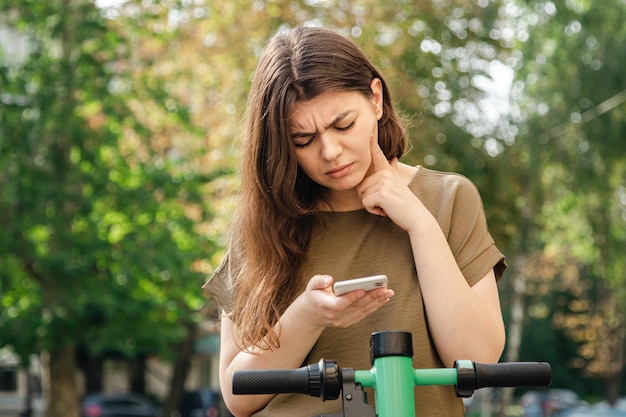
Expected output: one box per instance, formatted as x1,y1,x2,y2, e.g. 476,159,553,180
369,78,384,120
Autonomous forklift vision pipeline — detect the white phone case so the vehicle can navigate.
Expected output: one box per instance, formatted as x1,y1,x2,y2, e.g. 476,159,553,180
333,275,388,296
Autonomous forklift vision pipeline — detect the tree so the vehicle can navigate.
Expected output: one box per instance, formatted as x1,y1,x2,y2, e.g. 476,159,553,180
0,0,222,415
508,0,626,404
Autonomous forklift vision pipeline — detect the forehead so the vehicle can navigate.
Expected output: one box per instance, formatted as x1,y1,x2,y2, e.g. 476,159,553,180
290,90,366,130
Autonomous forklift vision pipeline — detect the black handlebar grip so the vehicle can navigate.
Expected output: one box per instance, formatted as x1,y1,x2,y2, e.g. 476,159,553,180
474,362,552,389
233,366,310,395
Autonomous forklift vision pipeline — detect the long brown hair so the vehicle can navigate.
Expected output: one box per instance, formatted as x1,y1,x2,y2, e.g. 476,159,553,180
230,26,407,350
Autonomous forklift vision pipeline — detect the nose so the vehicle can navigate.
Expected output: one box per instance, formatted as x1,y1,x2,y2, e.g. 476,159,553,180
319,132,343,161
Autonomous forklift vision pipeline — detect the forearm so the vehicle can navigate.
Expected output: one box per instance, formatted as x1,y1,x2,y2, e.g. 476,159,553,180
221,301,325,416
408,219,505,367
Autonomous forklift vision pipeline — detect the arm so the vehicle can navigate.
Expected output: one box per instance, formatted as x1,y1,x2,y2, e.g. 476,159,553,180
358,139,505,367
219,275,394,416
406,222,505,366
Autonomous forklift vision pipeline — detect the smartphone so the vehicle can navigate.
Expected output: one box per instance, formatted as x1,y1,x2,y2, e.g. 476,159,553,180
333,275,388,296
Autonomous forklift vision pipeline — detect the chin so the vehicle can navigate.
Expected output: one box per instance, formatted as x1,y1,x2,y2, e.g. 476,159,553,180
330,178,364,191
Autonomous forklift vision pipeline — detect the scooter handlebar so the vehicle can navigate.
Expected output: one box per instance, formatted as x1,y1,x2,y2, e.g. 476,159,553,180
232,359,340,400
473,361,552,389
232,360,552,399
233,366,310,395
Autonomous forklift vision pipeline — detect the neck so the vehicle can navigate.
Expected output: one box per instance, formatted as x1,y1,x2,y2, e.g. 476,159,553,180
319,189,364,212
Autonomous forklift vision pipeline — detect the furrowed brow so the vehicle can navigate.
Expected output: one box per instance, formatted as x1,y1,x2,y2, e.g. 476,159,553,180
290,111,353,139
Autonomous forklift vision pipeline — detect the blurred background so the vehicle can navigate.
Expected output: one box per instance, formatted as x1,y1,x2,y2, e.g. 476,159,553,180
0,0,624,416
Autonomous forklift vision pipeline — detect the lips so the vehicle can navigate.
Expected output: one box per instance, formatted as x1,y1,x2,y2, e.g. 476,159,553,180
326,163,353,179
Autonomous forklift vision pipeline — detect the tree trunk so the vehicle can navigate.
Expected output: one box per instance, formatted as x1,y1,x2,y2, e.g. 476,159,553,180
77,344,104,394
605,318,624,407
47,345,80,417
84,355,104,394
21,365,33,417
606,370,622,407
130,354,147,394
161,323,197,417
497,256,528,417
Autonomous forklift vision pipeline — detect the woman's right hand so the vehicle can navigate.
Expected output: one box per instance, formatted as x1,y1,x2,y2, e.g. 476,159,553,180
293,274,394,329
220,275,393,416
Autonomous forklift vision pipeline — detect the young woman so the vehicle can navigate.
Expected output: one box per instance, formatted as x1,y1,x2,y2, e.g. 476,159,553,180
204,26,507,417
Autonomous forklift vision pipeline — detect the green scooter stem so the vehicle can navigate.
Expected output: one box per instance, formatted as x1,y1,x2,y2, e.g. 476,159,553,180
352,331,464,417
356,355,415,416
355,362,460,417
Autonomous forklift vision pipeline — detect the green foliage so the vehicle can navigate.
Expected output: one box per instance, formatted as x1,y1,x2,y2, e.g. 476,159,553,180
0,0,220,366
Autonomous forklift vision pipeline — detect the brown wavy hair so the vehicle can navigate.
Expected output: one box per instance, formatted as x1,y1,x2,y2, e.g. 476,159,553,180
230,26,407,350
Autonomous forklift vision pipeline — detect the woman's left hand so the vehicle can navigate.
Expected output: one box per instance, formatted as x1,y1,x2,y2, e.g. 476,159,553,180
356,136,422,232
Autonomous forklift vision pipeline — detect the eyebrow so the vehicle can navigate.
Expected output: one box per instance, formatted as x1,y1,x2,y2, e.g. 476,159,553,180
290,110,354,139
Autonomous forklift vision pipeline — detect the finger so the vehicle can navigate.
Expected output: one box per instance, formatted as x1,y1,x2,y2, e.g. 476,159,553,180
370,134,391,173
349,288,394,306
335,289,366,303
308,275,333,290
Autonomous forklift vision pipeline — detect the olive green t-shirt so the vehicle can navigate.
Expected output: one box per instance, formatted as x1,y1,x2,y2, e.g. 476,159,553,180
204,166,506,417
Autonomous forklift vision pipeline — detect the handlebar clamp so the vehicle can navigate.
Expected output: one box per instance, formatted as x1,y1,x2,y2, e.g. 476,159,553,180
454,360,476,398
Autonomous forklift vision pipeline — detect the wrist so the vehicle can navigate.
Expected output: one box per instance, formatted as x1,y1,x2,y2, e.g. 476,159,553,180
405,209,440,237
284,293,326,334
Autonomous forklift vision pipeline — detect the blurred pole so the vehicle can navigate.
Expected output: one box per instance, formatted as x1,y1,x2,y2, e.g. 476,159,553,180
21,366,33,417
498,257,528,417
480,388,493,417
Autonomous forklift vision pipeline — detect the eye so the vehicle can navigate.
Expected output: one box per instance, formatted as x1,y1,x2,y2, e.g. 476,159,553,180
335,120,355,132
294,135,315,148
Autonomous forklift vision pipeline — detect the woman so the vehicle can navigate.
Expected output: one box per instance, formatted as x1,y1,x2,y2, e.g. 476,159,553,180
204,26,507,417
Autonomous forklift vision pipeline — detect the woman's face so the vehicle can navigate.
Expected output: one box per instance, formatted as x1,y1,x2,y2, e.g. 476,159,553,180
290,79,383,204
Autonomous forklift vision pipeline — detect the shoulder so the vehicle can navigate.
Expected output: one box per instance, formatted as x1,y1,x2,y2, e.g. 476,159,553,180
408,165,482,205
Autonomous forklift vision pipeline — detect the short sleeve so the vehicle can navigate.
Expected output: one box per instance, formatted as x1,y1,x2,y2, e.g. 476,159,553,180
445,175,507,285
202,251,234,313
